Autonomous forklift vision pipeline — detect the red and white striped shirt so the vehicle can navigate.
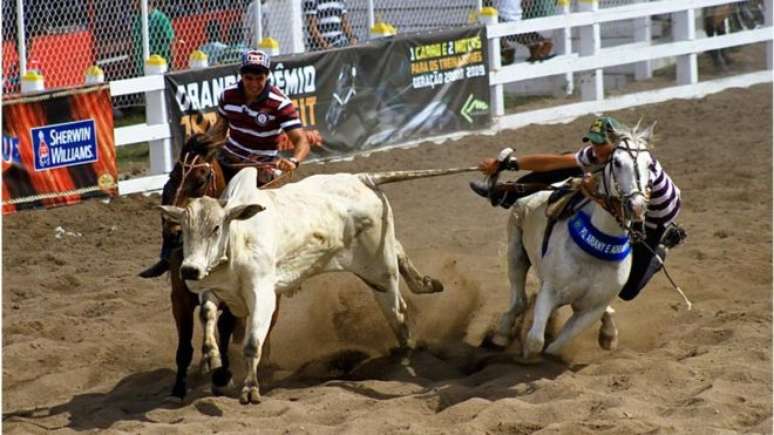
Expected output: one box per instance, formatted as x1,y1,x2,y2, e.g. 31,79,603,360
217,82,302,160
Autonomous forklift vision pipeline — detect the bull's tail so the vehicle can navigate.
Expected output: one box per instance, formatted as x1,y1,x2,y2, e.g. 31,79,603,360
396,240,444,294
360,166,479,187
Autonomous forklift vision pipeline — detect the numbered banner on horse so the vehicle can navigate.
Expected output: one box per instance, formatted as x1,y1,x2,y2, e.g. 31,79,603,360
1,85,118,214
164,26,491,160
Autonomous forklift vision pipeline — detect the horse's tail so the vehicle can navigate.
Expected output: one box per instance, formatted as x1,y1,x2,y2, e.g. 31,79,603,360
360,166,479,187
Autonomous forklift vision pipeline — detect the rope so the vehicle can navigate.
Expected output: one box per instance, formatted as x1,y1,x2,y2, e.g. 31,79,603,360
259,168,293,190
640,242,692,311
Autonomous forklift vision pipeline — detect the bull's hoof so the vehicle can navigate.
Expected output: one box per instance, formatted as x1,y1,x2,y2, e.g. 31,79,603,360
598,332,619,351
424,277,444,293
240,386,261,404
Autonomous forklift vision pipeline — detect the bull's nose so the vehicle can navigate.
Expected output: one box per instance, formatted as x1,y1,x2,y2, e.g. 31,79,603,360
180,265,201,281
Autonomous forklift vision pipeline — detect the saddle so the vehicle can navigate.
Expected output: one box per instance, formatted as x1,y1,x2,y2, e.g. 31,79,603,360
541,178,589,257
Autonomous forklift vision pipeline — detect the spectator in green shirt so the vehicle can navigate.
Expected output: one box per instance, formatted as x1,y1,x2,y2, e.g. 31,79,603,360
133,1,175,75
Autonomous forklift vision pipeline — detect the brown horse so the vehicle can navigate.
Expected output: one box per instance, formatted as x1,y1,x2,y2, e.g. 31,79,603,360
157,134,235,401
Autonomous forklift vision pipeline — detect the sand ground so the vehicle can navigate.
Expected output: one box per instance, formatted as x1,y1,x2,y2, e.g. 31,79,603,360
3,84,772,434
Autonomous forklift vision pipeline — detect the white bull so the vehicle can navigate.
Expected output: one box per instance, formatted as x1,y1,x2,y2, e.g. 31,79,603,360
160,166,473,404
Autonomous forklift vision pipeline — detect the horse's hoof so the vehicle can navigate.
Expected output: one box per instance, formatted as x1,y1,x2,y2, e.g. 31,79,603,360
211,378,234,396
512,354,543,365
599,332,619,351
164,394,185,404
240,386,261,404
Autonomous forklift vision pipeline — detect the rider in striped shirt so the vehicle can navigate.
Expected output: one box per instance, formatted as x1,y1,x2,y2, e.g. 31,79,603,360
205,49,310,182
140,50,310,278
471,116,685,301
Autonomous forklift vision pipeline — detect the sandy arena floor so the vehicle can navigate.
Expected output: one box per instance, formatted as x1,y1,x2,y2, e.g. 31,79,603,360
3,84,772,434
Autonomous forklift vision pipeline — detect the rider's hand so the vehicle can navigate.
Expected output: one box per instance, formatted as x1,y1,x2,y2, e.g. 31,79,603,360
276,158,298,173
478,158,499,175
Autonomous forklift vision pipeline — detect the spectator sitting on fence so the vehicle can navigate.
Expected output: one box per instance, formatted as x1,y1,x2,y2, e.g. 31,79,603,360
132,0,175,75
304,0,358,51
199,20,229,65
490,0,555,64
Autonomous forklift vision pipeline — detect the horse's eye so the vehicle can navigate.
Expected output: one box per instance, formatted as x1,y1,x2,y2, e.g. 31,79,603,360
613,158,622,168
212,225,220,235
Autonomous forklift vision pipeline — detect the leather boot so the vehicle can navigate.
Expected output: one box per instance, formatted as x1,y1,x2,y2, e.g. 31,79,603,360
469,180,518,209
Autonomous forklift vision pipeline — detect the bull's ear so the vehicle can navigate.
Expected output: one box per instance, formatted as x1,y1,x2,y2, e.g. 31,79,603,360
225,203,265,222
158,205,185,223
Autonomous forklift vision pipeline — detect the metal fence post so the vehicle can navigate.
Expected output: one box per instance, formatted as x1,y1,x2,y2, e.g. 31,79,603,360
766,0,773,70
578,0,603,101
634,0,652,80
368,0,376,34
144,56,173,175
254,0,263,48
480,8,503,117
141,0,150,67
15,0,27,76
672,7,698,85
556,0,574,96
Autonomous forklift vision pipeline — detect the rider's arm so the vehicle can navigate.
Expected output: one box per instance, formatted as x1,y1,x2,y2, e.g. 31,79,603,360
204,112,228,143
517,154,580,171
287,128,310,163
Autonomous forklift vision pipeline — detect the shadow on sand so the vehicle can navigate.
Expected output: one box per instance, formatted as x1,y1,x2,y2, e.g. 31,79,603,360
3,342,573,430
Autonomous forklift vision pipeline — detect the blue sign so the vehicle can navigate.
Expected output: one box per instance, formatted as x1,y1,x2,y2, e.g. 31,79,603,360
31,119,98,171
2,135,21,166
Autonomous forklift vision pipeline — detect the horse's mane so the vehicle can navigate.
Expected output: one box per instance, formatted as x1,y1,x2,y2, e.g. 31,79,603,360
611,119,655,150
180,133,220,159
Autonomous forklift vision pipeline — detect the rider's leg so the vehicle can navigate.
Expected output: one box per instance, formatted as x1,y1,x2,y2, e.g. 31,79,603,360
618,225,666,301
469,167,584,209
139,178,180,278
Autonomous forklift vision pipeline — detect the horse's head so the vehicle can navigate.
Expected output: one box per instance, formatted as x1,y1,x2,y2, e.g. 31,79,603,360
170,134,225,207
601,121,655,234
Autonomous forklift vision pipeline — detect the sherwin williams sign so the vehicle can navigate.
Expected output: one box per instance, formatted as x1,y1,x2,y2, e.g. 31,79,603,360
1,85,118,214
32,119,98,171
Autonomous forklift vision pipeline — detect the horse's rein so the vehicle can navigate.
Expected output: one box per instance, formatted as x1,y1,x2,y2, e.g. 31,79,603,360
172,152,217,206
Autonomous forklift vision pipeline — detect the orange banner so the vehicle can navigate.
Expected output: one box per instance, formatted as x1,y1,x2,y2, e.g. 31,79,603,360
2,85,118,214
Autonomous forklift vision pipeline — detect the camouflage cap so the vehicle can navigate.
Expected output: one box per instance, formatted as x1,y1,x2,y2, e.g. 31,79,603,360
583,116,623,145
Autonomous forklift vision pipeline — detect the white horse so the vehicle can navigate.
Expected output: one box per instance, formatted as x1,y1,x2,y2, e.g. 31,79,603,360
491,122,655,358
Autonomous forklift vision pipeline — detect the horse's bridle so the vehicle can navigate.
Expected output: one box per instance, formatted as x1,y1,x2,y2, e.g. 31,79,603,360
595,138,652,242
172,152,217,206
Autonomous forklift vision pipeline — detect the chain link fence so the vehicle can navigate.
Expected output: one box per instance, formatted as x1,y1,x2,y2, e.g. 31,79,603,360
2,0,766,101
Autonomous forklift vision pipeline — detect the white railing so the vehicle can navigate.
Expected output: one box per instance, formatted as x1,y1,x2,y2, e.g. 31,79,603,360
110,0,773,196
486,0,773,123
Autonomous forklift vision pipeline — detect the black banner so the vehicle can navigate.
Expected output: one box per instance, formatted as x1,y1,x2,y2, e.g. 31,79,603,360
165,26,490,159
